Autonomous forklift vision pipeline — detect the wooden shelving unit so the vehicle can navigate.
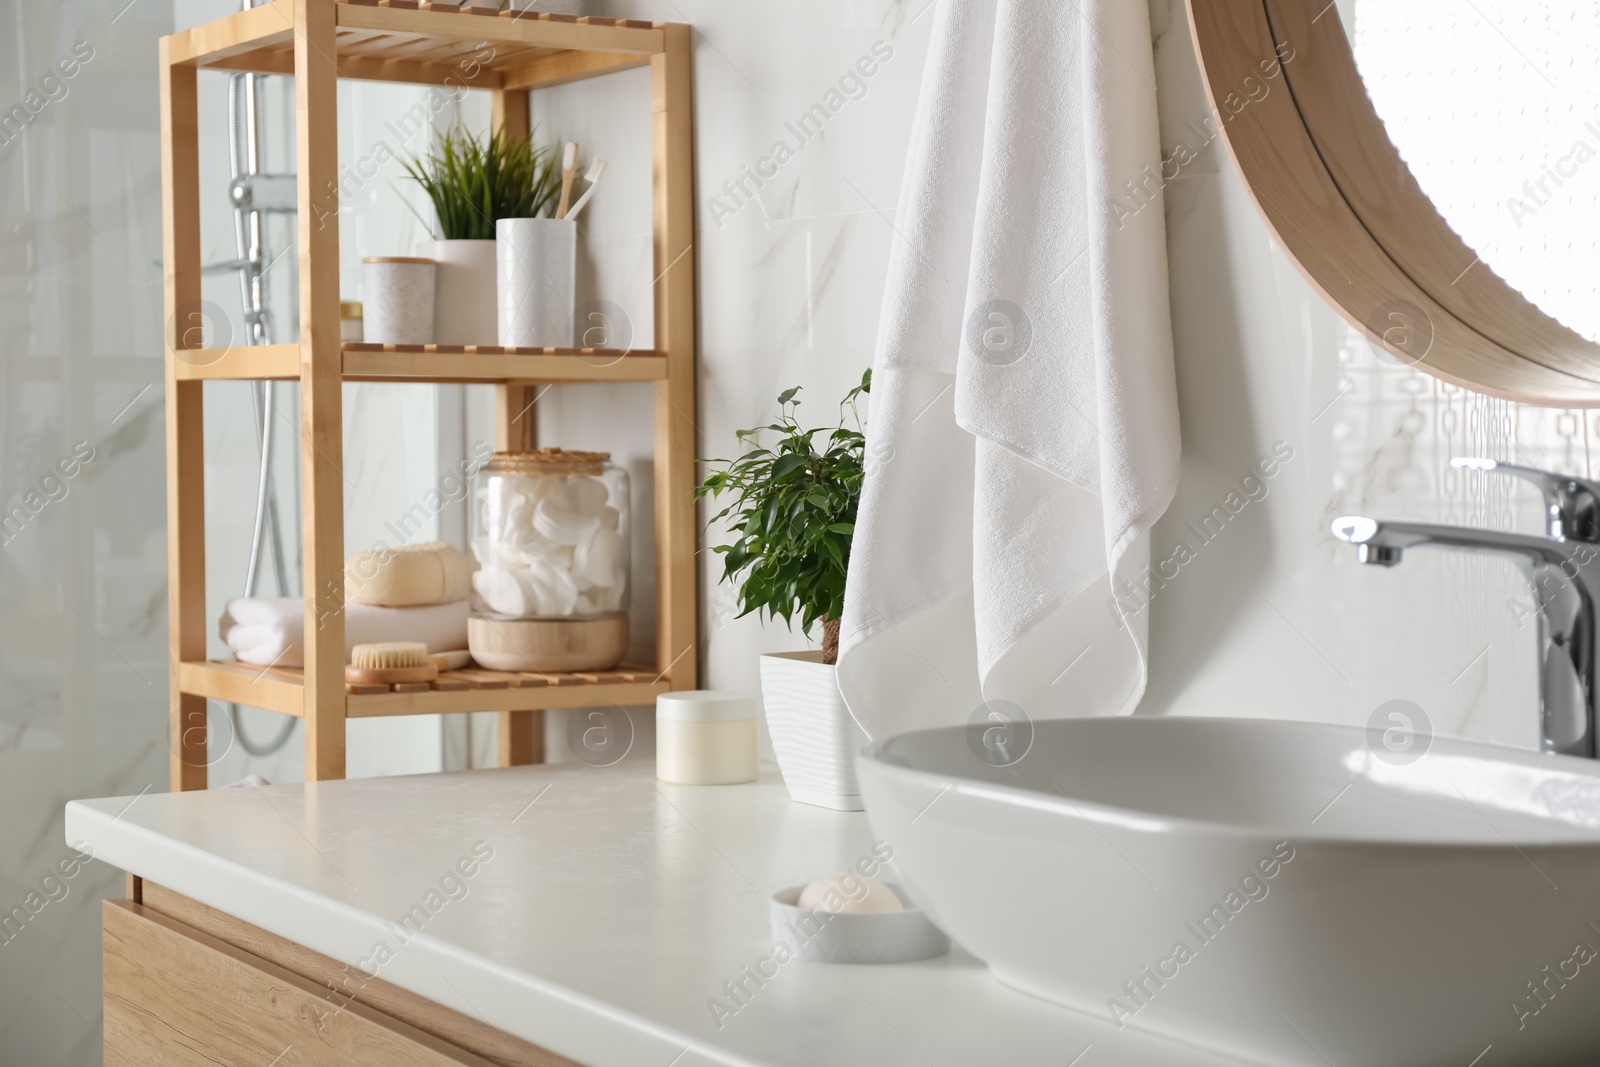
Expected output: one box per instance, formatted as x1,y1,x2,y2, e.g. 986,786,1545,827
159,0,697,789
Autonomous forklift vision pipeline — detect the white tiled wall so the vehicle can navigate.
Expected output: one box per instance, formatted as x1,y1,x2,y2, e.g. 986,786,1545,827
1141,0,1554,751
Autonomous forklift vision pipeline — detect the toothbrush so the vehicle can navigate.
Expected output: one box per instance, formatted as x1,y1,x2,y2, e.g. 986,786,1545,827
563,160,607,222
556,141,578,219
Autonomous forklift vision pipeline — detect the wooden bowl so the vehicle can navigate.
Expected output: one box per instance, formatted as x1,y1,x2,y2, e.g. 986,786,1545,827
467,612,629,673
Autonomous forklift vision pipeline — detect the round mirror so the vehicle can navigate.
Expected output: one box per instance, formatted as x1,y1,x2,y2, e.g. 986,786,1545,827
1186,1,1600,405
1341,1,1600,344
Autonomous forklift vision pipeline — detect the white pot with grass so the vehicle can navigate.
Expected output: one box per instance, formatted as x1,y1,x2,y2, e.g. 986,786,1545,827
699,372,874,811
423,239,497,345
401,128,564,347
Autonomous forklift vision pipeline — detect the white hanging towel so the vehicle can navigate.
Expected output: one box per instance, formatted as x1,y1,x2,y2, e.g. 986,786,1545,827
837,0,1179,739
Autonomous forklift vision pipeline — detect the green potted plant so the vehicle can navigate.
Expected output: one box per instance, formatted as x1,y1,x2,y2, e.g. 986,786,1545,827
698,371,870,810
401,128,560,344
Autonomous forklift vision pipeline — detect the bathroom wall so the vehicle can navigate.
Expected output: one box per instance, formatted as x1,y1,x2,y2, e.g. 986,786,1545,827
1139,0,1555,750
0,0,1581,1061
544,0,1560,759
523,1,935,762
0,2,171,1061
0,0,486,1058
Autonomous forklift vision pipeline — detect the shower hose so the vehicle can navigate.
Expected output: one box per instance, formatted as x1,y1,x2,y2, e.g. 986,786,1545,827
226,65,297,758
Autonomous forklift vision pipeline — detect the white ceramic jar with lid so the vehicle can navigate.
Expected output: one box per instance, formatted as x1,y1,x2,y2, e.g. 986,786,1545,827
656,691,758,785
360,256,435,344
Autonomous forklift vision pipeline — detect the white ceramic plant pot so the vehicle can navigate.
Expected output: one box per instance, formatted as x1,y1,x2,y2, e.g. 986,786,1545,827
759,650,869,811
423,238,498,345
497,217,576,348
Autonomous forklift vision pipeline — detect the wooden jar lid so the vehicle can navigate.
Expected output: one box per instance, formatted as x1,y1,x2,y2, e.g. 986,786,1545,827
490,447,612,477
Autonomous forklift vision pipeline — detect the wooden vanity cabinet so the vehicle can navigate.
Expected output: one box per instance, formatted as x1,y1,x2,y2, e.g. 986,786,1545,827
102,881,581,1067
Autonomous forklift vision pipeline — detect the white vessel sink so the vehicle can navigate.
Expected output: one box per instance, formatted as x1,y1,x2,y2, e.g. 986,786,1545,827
857,717,1600,1066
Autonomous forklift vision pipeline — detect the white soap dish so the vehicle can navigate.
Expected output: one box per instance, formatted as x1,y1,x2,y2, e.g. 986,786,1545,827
769,883,949,965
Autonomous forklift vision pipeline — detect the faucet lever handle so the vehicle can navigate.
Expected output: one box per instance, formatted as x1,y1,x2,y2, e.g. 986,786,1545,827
1451,457,1600,542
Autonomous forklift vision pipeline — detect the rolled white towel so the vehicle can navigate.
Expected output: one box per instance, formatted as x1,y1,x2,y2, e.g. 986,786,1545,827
219,597,471,668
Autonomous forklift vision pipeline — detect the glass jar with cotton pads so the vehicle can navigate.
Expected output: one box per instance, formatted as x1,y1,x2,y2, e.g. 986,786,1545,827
468,449,630,672
655,691,758,785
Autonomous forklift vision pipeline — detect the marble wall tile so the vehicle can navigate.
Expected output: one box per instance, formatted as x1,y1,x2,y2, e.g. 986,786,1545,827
0,2,174,1060
0,2,494,1056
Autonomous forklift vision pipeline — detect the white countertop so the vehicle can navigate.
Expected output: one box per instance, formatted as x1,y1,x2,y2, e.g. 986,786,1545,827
68,763,1227,1067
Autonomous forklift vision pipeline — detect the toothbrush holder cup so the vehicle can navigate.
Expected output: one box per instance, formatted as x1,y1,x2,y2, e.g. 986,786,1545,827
497,217,577,349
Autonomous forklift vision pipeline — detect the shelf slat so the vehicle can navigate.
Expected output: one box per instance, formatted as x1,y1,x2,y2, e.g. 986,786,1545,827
347,678,669,717
168,1,294,67
173,344,299,381
336,4,665,57
344,344,666,383
167,2,666,86
170,343,663,383
501,50,650,92
181,660,666,719
177,662,305,718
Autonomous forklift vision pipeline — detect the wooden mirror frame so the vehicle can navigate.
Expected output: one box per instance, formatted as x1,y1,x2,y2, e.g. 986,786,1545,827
1186,0,1600,406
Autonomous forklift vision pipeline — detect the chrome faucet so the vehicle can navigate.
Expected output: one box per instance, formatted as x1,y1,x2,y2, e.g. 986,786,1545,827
1332,457,1600,759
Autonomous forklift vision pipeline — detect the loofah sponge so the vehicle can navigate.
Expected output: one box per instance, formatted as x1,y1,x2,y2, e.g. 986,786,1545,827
345,542,472,607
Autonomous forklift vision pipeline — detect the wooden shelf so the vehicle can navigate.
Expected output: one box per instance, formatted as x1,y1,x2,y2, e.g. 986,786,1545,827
180,660,669,719
174,343,664,383
160,3,698,788
168,0,661,90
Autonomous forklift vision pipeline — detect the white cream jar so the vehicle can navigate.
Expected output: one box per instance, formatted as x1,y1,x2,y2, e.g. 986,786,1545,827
655,691,758,785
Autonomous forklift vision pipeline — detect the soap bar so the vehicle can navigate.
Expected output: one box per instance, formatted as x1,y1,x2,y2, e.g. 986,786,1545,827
346,542,472,607
798,875,903,915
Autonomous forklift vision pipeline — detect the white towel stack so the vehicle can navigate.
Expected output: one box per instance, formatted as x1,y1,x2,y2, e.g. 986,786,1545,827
219,597,470,668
